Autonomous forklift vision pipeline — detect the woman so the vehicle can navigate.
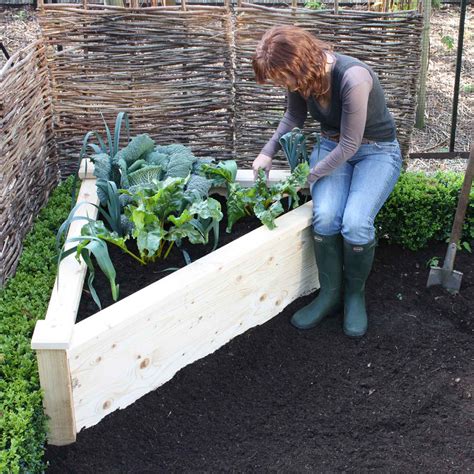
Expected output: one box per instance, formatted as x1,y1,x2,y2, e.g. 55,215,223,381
252,25,402,337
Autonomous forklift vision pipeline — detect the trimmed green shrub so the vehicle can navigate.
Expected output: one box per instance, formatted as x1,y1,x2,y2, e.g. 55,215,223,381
0,177,74,474
376,171,474,251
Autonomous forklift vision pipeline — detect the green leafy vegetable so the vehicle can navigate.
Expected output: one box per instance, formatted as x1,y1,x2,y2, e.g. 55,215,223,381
279,127,309,171
201,160,238,186
128,165,164,188
125,177,222,262
114,133,155,166
225,163,310,232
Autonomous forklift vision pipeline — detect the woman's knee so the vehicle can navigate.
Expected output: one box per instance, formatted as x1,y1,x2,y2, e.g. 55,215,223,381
341,214,374,244
313,205,342,235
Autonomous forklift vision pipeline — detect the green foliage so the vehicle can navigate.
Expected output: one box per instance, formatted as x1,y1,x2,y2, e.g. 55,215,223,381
0,177,75,474
65,114,229,307
186,174,214,199
114,134,155,166
426,256,440,268
441,34,455,50
201,160,238,186
125,177,222,262
143,150,170,168
92,153,112,182
224,163,310,232
81,112,130,191
165,150,197,179
279,127,309,171
376,171,474,250
128,165,164,188
463,83,474,94
304,0,324,10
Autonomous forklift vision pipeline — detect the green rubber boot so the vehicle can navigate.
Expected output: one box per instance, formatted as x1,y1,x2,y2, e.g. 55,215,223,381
343,239,376,337
290,233,343,330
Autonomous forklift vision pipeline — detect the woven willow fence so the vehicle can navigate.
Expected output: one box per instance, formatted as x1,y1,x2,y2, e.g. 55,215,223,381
36,1,423,173
234,3,423,162
1,1,423,283
38,3,234,174
0,41,58,284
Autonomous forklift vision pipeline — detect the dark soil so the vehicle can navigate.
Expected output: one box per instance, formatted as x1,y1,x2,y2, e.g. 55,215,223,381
48,211,473,472
76,193,266,322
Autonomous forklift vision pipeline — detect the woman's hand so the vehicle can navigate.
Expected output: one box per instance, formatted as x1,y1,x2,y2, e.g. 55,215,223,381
252,153,273,181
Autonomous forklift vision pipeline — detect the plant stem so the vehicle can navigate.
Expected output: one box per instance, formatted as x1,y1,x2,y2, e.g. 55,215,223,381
157,239,165,258
164,241,175,259
122,247,146,265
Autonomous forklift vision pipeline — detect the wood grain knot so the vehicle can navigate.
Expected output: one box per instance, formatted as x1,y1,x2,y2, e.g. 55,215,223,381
140,358,150,369
103,400,112,410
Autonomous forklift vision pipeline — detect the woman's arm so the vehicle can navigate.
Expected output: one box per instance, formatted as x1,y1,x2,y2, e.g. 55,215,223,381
260,90,308,158
309,66,373,181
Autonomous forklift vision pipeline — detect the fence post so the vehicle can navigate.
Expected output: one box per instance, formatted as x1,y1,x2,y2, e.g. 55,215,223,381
415,0,431,129
449,0,469,152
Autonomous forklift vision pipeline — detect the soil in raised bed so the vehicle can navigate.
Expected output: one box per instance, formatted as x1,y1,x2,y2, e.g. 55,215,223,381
48,230,473,471
76,193,298,322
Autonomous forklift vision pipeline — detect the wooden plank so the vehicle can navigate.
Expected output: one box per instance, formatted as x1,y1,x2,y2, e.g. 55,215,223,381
78,158,304,188
31,178,99,350
68,201,317,431
36,350,76,445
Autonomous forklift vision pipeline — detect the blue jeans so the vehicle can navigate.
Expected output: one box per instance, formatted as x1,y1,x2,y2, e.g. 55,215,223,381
310,137,402,245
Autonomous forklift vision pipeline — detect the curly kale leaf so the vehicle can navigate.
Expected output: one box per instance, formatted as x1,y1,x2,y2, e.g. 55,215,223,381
143,151,170,168
114,134,155,166
185,174,214,199
192,157,215,174
92,153,112,181
165,150,197,179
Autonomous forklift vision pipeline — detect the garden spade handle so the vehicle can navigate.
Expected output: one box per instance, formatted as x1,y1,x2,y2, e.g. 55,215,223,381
442,144,474,272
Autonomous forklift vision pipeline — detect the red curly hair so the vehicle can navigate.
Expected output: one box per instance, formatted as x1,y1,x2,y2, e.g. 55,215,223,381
252,25,333,100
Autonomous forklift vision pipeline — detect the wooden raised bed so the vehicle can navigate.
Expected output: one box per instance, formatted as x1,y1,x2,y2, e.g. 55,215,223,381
31,167,318,445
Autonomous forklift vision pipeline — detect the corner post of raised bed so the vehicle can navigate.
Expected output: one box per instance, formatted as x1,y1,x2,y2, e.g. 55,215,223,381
35,349,76,445
31,170,99,445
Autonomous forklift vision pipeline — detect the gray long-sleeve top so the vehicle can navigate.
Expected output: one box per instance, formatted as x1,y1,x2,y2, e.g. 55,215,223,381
261,60,389,180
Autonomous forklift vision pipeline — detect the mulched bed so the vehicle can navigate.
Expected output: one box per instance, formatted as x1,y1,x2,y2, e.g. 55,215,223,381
46,201,472,472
